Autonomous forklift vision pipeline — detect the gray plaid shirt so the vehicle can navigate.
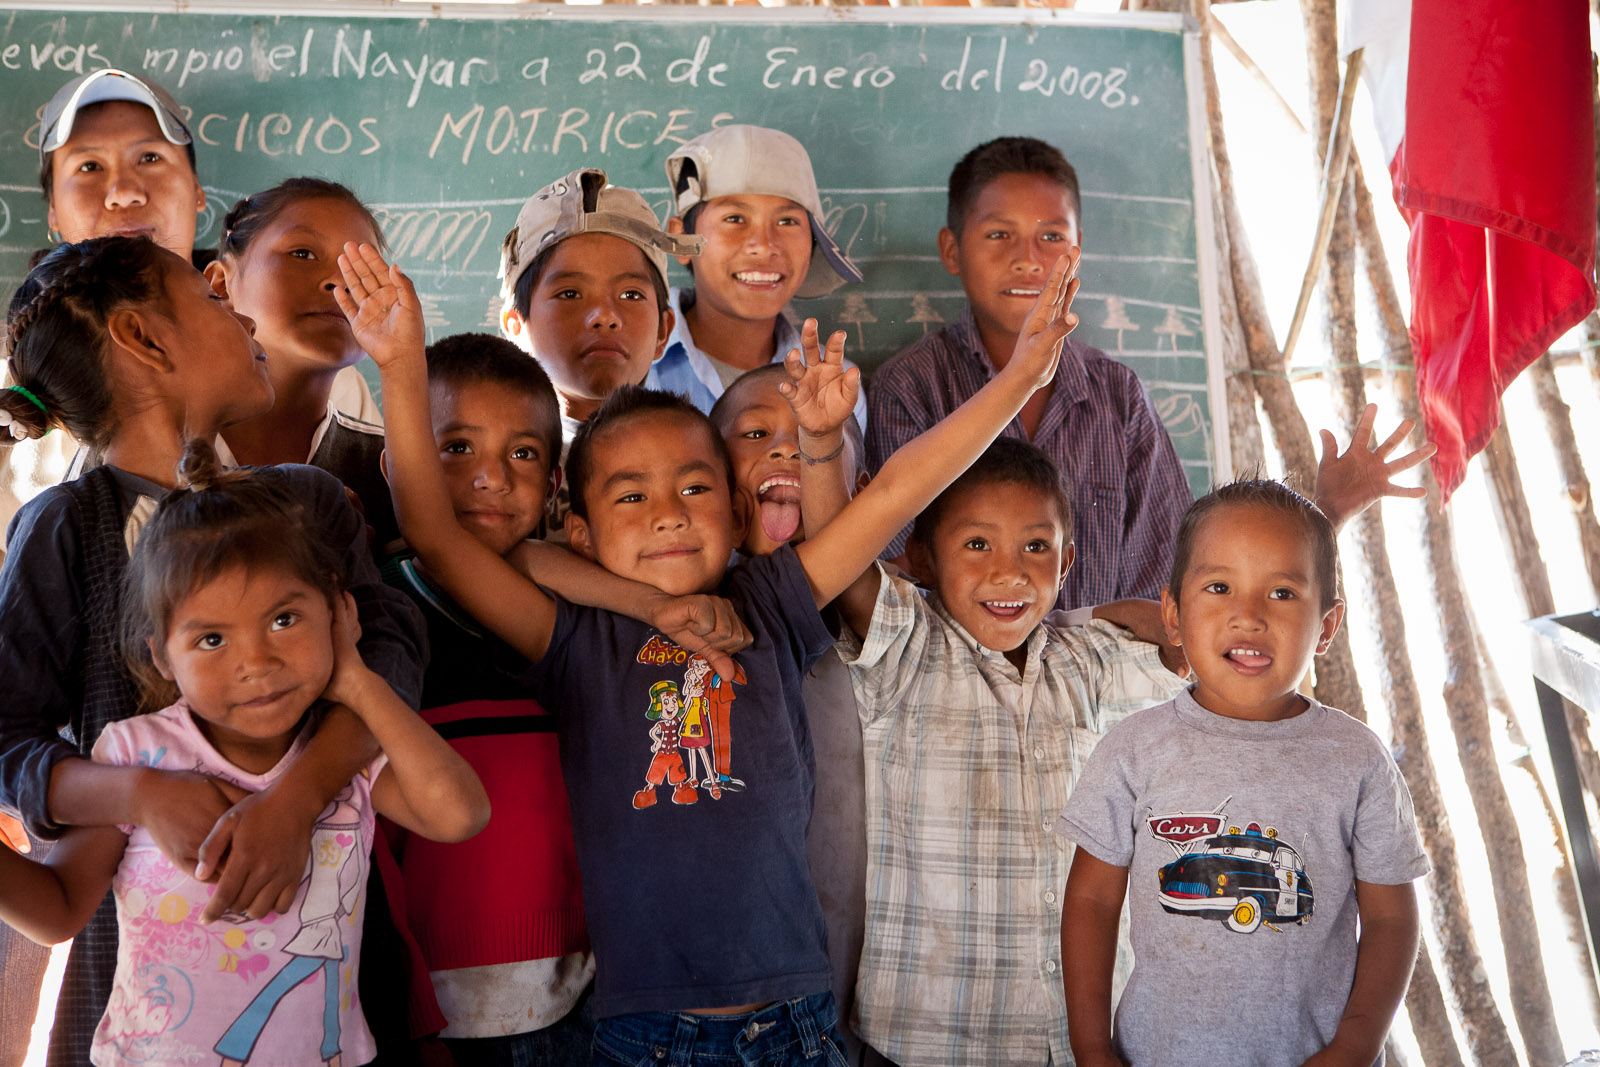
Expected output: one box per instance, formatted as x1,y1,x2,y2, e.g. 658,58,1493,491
838,568,1183,1065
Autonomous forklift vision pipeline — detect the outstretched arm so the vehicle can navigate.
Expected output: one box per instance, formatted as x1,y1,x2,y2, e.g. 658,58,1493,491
336,243,557,663
1062,848,1131,1067
1314,404,1435,531
1298,880,1419,1067
798,251,1081,623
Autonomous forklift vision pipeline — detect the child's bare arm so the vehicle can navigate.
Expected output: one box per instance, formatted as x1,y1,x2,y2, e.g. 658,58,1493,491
1090,599,1188,676
510,540,751,680
1062,848,1131,1067
781,320,878,633
1298,880,1420,1067
1314,404,1435,531
336,243,558,663
783,319,857,541
0,824,126,945
797,252,1081,610
323,594,490,843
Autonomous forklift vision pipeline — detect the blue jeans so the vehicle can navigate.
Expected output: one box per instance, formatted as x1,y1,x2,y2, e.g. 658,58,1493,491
591,994,847,1067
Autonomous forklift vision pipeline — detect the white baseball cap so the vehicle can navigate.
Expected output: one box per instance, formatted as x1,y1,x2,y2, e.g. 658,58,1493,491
500,168,703,304
666,125,862,299
40,69,192,162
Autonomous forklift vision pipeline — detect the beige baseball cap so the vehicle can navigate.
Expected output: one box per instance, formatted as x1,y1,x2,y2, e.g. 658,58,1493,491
666,124,862,299
40,69,191,163
499,168,702,304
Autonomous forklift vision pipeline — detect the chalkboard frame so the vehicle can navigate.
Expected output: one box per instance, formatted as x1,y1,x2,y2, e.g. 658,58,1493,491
1,0,1231,484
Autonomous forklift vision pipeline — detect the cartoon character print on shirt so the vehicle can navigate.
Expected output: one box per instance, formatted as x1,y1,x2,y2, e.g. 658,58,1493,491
1146,798,1315,935
213,782,367,1066
634,635,748,807
634,680,697,809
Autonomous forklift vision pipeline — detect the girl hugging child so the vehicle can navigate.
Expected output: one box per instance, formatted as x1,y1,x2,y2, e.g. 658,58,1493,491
0,438,488,1066
0,235,426,1063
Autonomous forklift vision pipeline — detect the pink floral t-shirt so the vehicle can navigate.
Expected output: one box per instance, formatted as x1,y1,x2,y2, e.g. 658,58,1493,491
88,703,385,1067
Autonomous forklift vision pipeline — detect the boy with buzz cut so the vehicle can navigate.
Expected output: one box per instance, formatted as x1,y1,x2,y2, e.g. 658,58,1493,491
707,345,879,1062
352,201,1082,1063
867,135,1190,612
649,123,869,430
1060,480,1427,1067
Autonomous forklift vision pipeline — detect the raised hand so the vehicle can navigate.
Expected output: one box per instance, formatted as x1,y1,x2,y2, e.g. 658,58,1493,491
1006,250,1081,393
1314,403,1436,530
779,319,859,441
334,242,426,370
319,592,370,712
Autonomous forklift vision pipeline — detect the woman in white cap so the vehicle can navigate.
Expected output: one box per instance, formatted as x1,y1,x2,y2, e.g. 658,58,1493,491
2,71,380,525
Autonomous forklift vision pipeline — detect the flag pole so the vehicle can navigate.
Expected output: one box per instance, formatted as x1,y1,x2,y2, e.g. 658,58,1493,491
1281,46,1363,365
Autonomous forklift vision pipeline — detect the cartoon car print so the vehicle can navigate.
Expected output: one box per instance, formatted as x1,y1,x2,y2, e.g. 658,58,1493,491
1147,805,1313,934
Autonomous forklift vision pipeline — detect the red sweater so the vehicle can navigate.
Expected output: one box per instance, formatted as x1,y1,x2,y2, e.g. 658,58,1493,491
396,697,587,970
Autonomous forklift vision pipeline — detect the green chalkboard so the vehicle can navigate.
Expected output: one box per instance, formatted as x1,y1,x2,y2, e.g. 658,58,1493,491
0,3,1224,492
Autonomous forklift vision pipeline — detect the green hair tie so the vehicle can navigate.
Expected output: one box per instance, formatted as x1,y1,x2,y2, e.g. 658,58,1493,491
6,384,48,416
5,384,52,434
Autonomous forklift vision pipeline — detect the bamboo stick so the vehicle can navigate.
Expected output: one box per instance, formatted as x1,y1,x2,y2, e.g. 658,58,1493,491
1205,9,1306,135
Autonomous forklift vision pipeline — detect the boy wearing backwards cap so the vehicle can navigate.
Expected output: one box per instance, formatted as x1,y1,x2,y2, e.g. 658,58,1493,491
499,167,701,529
649,124,868,434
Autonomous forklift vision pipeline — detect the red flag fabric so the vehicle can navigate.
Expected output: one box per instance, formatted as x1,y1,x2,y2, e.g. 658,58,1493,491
1393,0,1595,498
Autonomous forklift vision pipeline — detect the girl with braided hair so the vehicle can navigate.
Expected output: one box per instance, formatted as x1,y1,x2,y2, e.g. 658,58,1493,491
203,179,400,556
0,236,426,1065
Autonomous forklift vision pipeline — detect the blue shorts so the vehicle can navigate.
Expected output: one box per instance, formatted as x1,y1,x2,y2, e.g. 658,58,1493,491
591,993,846,1067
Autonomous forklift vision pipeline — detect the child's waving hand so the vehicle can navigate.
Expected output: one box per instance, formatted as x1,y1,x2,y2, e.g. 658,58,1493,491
1007,249,1081,393
780,319,858,443
1314,402,1436,531
334,242,425,369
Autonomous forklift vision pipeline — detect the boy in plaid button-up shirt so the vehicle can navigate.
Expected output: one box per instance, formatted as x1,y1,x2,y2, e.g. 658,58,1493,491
833,438,1187,1065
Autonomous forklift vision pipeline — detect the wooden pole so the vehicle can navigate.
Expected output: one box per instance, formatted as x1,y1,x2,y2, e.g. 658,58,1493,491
1345,148,1567,1065
1299,1,1564,1059
1280,46,1362,366
1524,353,1600,603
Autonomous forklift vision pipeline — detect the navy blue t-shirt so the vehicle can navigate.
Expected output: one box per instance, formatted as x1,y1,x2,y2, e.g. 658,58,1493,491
529,547,834,1018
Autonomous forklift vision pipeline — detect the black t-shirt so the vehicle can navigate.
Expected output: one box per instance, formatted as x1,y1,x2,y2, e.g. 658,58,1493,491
528,547,834,1017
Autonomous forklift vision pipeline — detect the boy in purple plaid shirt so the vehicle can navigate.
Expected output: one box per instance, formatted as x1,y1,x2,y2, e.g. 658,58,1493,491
866,136,1190,612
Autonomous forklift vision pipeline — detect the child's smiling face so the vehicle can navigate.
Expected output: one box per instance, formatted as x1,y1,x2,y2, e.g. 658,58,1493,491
939,172,1080,353
567,409,742,596
679,193,814,324
911,480,1073,669
1161,503,1344,722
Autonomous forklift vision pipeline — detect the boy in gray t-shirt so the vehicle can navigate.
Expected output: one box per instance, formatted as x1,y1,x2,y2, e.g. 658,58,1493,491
1058,480,1428,1067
